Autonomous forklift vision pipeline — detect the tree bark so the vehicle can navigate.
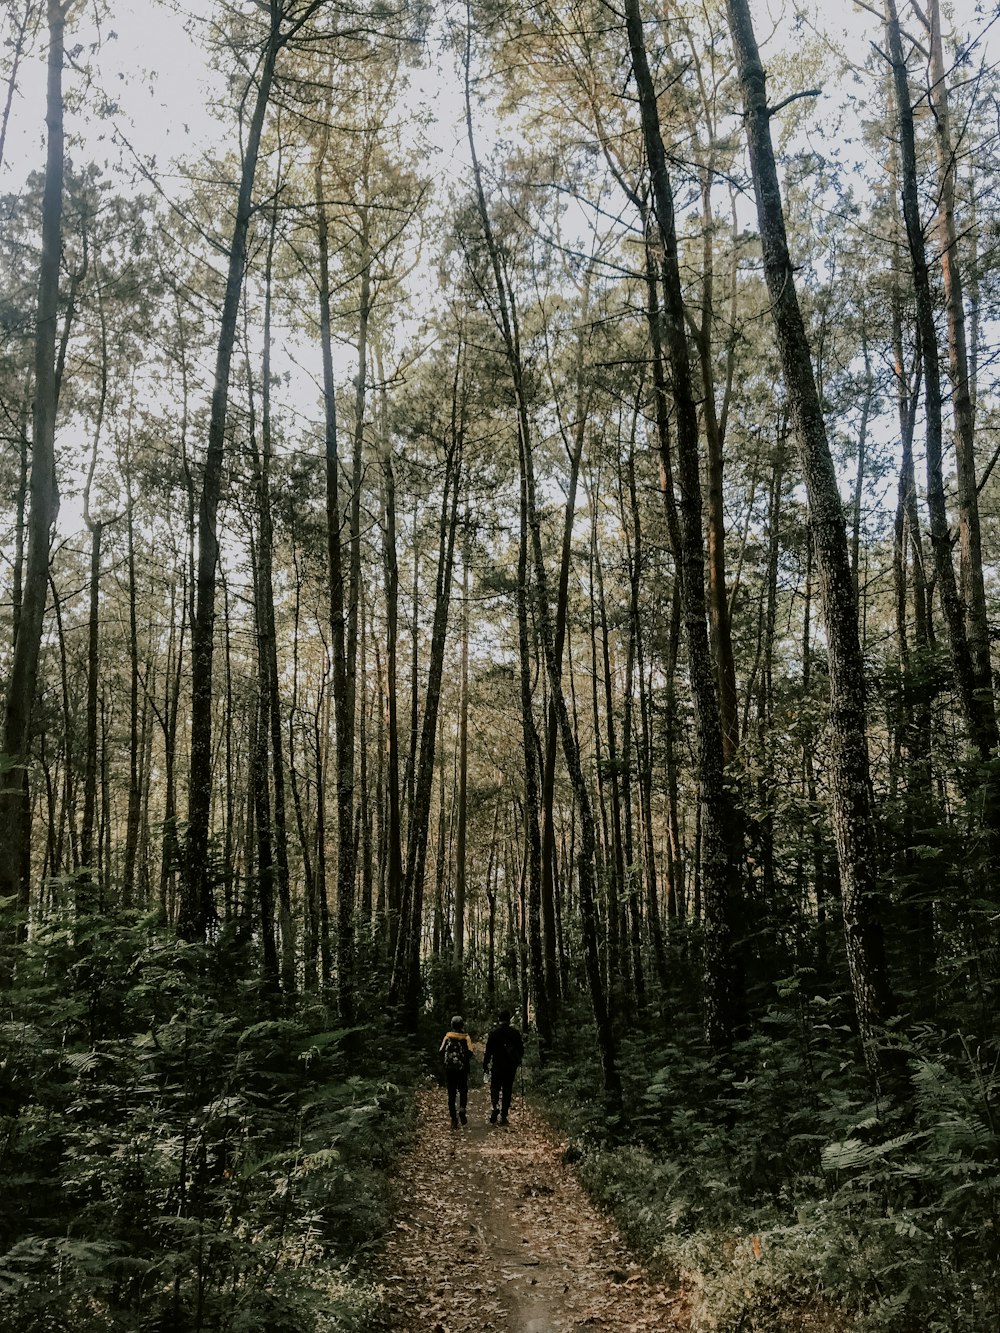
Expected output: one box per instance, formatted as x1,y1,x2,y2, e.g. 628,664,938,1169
81,271,111,895
693,173,740,764
316,135,357,1022
466,6,614,1090
80,519,102,880
10,392,29,654
252,205,295,992
390,362,464,1027
727,0,899,1084
183,5,284,941
540,280,593,1017
379,363,405,962
883,0,997,765
251,675,279,993
122,445,143,910
289,542,318,989
625,0,744,1051
1,0,66,927
453,518,470,986
922,0,993,711
50,574,76,877
627,439,668,990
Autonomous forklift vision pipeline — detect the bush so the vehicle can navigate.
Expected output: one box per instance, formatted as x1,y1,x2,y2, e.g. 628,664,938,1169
0,913,414,1332
534,992,1000,1333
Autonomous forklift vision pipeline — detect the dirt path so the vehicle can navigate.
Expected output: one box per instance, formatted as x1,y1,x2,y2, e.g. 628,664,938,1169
377,1083,688,1332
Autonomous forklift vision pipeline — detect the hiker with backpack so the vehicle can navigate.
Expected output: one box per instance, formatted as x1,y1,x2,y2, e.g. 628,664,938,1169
483,1009,524,1126
439,1015,475,1129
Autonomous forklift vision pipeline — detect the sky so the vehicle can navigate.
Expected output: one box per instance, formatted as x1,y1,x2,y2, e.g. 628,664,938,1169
1,0,471,198
3,1,995,195
2,0,997,540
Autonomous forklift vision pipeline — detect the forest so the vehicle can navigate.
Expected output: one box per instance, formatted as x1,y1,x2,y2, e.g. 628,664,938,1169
1,0,999,1329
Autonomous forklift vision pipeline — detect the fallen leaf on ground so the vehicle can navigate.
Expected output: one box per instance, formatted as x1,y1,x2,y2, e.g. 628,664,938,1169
377,1085,689,1332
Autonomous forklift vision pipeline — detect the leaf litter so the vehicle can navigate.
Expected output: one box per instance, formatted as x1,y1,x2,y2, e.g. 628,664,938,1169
375,1084,689,1332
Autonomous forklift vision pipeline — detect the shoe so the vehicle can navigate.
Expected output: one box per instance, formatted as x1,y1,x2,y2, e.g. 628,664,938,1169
489,1107,498,1124
450,1119,458,1130
459,1110,467,1125
499,1117,509,1126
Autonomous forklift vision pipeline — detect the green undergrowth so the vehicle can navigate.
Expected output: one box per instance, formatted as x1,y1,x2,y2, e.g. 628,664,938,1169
0,911,418,1332
532,989,1000,1333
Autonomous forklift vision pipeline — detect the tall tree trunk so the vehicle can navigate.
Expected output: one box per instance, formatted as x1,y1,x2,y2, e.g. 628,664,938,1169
316,135,357,1022
540,278,594,1016
404,514,421,836
251,206,296,992
587,496,613,991
219,570,237,920
485,798,501,1002
756,437,785,905
251,676,279,993
0,0,66,927
516,451,548,1048
727,0,899,1084
627,440,668,989
359,591,374,923
315,681,332,987
883,0,997,765
617,416,646,1005
890,200,937,1009
626,0,744,1052
593,500,629,996
183,6,283,942
80,519,102,880
390,371,464,1027
289,545,318,989
922,0,993,709
81,274,110,895
158,574,185,923
99,693,111,902
466,8,613,1089
453,519,470,989
379,360,404,961
693,172,740,763
50,574,76,876
850,334,873,598
122,447,143,910
11,392,29,652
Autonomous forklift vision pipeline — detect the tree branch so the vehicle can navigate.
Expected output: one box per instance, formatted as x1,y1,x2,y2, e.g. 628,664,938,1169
767,88,820,116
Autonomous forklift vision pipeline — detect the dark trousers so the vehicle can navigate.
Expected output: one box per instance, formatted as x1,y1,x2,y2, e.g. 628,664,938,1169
490,1067,516,1119
446,1070,468,1124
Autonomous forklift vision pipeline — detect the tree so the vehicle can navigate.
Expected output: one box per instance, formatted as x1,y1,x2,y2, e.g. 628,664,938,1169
183,0,335,942
726,0,899,1086
0,0,68,931
882,0,998,779
624,0,744,1052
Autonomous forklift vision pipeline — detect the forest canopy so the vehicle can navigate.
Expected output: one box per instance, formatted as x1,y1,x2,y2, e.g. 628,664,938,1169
1,1,1000,1330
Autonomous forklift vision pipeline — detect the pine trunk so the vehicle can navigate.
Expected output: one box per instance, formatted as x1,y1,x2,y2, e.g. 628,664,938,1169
184,10,282,940
0,0,66,927
727,0,899,1084
626,0,744,1051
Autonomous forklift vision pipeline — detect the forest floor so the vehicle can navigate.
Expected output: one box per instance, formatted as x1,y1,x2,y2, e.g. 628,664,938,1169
376,1082,689,1332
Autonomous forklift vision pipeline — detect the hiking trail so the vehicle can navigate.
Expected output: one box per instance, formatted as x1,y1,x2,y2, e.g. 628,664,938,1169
377,1083,689,1332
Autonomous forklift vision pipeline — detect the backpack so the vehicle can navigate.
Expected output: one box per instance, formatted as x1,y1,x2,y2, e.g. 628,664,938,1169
442,1035,467,1072
489,1026,522,1070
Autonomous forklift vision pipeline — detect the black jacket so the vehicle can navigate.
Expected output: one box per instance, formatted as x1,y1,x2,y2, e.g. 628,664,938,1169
483,1022,523,1074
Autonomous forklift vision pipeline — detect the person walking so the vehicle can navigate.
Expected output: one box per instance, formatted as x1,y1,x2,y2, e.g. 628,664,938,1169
483,1009,524,1125
439,1015,474,1129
